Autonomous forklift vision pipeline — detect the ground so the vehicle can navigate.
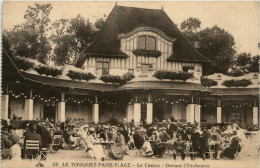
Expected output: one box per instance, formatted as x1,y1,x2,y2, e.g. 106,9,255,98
2,133,259,168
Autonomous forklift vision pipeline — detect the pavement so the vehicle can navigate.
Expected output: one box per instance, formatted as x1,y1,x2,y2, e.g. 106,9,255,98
2,133,259,168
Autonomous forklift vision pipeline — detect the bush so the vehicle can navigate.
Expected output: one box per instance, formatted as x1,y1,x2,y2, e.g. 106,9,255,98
201,77,218,87
13,56,35,71
154,70,193,81
66,70,96,81
82,72,96,81
100,73,135,84
222,79,252,88
34,65,63,77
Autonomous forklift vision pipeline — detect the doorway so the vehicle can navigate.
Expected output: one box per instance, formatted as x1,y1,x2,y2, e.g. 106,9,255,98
43,105,56,123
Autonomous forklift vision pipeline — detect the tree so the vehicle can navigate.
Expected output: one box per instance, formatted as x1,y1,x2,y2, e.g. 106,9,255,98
180,17,201,32
94,14,106,30
180,18,236,75
248,55,260,72
4,3,52,64
67,15,96,63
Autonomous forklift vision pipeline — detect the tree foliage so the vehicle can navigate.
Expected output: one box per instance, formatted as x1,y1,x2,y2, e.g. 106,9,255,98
4,3,52,64
181,18,236,75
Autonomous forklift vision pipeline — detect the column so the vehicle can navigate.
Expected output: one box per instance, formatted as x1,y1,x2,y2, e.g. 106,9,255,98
25,99,33,120
253,107,258,126
92,95,99,124
134,103,141,125
186,104,195,123
25,89,33,120
1,95,9,120
126,104,134,123
217,99,221,123
57,92,66,122
147,103,153,124
194,105,201,123
146,94,153,124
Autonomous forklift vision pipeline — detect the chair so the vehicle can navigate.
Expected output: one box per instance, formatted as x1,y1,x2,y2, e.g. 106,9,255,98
52,135,62,151
234,142,242,159
25,140,40,159
205,141,215,159
39,148,50,161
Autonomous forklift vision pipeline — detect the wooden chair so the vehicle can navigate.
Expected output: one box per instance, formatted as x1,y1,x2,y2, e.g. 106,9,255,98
205,141,215,159
52,135,62,150
25,140,40,159
40,148,50,161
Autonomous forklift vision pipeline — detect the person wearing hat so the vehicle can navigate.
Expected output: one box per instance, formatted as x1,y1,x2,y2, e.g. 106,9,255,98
100,125,112,141
199,126,210,160
119,118,130,145
85,127,105,161
172,134,186,160
159,127,171,142
190,126,200,160
114,127,127,154
24,123,42,159
1,126,12,149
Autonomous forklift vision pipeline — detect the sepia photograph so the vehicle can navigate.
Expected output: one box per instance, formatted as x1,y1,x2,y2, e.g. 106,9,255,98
1,1,259,168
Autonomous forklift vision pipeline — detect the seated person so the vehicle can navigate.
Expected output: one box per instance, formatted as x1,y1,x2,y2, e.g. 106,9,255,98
53,125,63,150
114,127,127,154
221,135,241,159
85,127,105,161
9,132,21,161
173,134,186,160
100,126,112,141
210,129,222,159
24,123,42,159
156,127,171,158
1,126,12,149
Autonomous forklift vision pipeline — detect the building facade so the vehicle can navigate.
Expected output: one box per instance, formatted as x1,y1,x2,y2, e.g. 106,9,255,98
2,6,259,127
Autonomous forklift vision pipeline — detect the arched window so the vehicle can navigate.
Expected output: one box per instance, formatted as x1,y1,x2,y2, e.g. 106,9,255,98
147,36,156,50
138,36,146,50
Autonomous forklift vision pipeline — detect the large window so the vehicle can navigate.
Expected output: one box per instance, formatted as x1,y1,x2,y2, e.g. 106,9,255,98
138,35,156,51
97,62,109,76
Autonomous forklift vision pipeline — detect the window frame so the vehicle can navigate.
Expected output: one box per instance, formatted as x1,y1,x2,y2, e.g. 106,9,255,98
137,35,157,51
96,61,110,75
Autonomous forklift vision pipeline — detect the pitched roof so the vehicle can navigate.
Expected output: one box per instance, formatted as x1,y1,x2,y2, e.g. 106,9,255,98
75,5,211,67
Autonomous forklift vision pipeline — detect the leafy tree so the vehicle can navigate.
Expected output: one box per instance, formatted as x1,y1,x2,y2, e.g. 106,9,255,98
180,17,201,32
94,14,106,30
4,3,52,64
67,15,96,63
248,55,259,72
181,18,236,75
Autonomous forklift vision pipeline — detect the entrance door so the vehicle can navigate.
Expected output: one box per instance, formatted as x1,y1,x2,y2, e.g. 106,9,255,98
141,64,151,75
43,105,56,123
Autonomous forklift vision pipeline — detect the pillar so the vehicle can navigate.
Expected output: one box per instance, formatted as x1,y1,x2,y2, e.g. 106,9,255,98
92,103,99,124
126,104,134,123
92,95,99,124
147,103,153,124
134,103,141,125
186,104,195,123
25,99,33,120
57,92,66,122
217,107,222,123
253,107,258,126
217,99,221,123
1,95,9,120
194,105,201,123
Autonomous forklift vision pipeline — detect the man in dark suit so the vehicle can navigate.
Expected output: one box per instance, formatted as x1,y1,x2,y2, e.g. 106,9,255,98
177,125,189,141
173,134,186,160
119,118,130,144
190,126,201,160
165,119,175,139
24,123,42,159
36,124,52,160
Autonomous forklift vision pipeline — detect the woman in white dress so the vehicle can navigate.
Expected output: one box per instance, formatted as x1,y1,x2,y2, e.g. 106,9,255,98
85,127,105,161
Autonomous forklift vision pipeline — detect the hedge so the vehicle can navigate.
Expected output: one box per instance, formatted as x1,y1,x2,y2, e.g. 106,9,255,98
100,73,135,84
66,70,96,81
222,79,252,88
154,70,193,81
201,77,218,87
34,65,63,78
13,56,35,71
132,49,162,58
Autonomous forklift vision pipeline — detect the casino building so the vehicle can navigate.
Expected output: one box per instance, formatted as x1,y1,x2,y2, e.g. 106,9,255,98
2,6,259,127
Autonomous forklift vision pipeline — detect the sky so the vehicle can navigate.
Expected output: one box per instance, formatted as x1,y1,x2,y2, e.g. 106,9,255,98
2,1,259,56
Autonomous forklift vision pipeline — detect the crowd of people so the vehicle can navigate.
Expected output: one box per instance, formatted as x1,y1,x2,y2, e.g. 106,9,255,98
1,117,253,161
